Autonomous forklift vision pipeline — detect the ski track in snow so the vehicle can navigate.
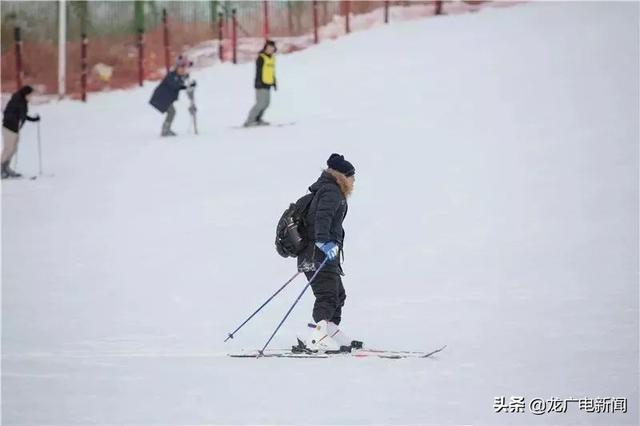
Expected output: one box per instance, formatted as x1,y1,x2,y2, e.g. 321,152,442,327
2,2,638,425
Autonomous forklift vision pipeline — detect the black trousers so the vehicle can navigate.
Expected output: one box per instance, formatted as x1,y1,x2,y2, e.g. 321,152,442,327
305,270,346,325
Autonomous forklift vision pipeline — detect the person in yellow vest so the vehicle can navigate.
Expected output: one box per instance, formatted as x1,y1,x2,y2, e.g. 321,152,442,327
244,40,277,127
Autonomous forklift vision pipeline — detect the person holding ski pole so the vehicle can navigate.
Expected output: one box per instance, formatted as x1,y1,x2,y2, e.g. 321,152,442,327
294,153,362,353
243,39,277,127
2,85,40,179
149,55,196,137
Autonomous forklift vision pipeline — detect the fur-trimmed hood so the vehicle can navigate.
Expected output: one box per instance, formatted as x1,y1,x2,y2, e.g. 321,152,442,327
310,169,353,198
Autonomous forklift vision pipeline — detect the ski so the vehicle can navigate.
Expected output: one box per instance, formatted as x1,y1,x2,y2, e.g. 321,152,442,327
228,345,446,359
229,352,329,359
357,345,447,359
269,121,296,128
185,78,198,135
232,121,296,130
2,175,37,181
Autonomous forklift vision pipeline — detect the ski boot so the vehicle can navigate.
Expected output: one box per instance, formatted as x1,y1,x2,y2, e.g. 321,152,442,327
292,336,351,355
301,321,352,353
302,320,352,353
327,321,364,350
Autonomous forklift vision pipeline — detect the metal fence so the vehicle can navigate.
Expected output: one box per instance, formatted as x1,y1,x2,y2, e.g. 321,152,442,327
1,1,502,100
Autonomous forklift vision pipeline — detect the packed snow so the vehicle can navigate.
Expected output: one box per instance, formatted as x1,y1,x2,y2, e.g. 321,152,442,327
2,2,638,425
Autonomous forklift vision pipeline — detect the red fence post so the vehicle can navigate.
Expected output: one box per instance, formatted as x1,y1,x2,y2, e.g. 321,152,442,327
435,1,443,16
263,1,269,40
137,28,144,86
14,27,23,90
231,9,237,64
81,33,88,102
312,0,319,44
218,12,224,62
162,8,170,72
384,1,389,24
344,0,350,34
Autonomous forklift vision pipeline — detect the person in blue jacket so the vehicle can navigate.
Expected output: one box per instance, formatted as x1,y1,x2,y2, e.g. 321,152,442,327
149,56,196,136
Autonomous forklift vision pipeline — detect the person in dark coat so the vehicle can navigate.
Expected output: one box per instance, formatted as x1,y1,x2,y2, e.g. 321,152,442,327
296,153,357,352
149,56,195,136
243,40,277,127
2,85,40,179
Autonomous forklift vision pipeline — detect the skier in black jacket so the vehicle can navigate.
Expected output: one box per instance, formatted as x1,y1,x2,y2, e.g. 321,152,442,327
149,56,195,136
295,153,362,353
2,85,40,179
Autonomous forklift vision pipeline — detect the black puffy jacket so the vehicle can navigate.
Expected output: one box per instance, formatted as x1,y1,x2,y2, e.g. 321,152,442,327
149,70,187,113
297,171,348,274
2,87,38,133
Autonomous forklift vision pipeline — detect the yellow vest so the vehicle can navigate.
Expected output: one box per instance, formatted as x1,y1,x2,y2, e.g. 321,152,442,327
261,53,275,85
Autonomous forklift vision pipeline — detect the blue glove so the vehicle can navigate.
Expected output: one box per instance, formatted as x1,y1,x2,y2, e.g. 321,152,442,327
316,241,339,261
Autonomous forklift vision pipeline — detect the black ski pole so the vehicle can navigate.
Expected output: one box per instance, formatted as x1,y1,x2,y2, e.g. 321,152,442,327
258,258,329,357
224,270,302,342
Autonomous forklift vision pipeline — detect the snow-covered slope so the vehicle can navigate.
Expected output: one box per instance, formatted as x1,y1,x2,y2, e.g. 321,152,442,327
2,2,638,425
